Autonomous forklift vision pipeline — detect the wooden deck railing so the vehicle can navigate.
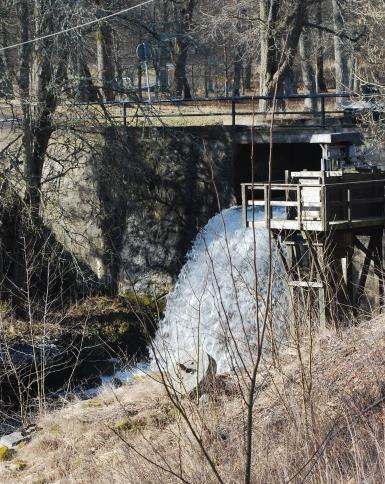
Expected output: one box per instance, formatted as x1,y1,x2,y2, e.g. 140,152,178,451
242,179,385,232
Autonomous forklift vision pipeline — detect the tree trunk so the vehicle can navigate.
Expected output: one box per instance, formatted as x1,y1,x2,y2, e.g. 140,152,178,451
173,37,191,99
11,0,67,301
0,21,13,98
137,62,143,100
11,0,32,295
0,54,11,98
332,0,350,93
243,61,252,92
114,38,123,94
283,66,297,95
172,0,196,100
259,0,306,110
72,38,98,102
259,0,279,106
224,44,229,97
158,42,169,92
78,61,98,103
233,49,242,97
21,0,67,218
96,21,115,101
316,0,327,92
204,54,209,97
299,29,317,111
158,3,170,93
18,0,33,208
350,51,358,91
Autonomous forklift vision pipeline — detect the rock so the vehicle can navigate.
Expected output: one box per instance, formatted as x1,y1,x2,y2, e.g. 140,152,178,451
24,424,38,435
111,377,123,388
167,350,217,396
0,431,28,449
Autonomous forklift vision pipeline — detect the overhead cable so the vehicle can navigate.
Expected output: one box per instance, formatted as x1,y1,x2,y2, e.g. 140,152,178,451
0,0,155,52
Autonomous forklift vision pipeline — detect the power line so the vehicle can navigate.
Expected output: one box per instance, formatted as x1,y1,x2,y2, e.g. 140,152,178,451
0,0,156,53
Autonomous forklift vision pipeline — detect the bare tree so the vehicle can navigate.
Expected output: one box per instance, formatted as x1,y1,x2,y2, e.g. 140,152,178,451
171,0,198,99
259,0,307,108
96,15,116,101
332,0,350,92
315,0,328,92
299,28,317,110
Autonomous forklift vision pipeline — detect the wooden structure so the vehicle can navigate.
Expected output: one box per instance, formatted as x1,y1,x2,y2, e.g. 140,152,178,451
241,133,385,326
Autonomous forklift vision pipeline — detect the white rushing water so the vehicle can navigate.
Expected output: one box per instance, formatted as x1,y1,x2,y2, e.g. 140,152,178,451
154,207,287,373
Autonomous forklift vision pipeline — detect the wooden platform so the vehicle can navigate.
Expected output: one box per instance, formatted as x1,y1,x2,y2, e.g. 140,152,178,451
242,175,385,232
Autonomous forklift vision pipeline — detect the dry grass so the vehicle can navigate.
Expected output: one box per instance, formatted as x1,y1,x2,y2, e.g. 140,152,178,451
2,317,385,483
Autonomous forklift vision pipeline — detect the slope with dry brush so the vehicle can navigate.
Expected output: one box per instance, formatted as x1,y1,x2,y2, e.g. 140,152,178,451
1,313,385,483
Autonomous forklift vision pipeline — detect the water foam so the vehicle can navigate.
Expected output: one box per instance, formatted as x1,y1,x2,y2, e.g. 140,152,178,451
153,207,287,373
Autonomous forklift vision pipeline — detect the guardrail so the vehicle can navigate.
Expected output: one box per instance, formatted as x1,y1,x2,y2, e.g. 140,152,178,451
242,179,385,232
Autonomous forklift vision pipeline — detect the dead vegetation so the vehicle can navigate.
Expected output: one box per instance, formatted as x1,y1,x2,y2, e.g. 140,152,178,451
1,316,385,483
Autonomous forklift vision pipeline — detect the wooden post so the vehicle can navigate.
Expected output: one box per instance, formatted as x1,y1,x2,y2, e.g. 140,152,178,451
342,245,354,308
355,235,376,307
297,185,302,230
316,243,326,329
373,229,384,313
285,171,291,221
321,185,326,231
286,240,296,336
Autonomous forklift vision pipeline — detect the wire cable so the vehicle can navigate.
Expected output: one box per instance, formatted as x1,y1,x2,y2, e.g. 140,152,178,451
0,0,156,53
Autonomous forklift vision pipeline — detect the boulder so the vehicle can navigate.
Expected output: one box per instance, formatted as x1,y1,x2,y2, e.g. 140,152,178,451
0,431,28,449
167,350,216,396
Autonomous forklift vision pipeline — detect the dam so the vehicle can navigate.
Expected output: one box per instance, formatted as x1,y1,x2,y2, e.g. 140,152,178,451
0,93,371,297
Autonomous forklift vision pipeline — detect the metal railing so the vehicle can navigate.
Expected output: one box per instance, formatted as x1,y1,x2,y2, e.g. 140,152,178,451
0,92,380,128
118,92,357,127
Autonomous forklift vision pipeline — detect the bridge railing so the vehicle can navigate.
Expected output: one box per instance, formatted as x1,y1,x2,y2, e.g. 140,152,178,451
115,92,376,127
0,92,381,127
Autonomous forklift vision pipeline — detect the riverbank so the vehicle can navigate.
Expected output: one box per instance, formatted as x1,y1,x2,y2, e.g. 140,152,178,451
2,315,385,483
0,294,161,434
